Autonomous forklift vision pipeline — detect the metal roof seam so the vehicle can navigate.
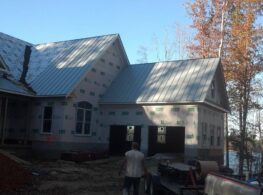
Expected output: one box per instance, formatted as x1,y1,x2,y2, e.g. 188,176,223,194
65,35,118,98
184,59,205,101
167,60,189,101
101,58,223,105
155,61,176,102
199,58,219,101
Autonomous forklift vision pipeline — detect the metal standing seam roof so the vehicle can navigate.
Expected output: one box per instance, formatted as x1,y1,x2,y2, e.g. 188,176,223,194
0,77,33,96
29,34,119,96
0,32,119,96
0,32,32,80
101,58,220,104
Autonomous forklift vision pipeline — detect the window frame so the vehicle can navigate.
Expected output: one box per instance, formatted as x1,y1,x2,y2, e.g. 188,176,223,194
211,80,215,98
41,106,53,134
126,125,135,141
217,126,221,146
202,122,207,145
210,125,215,146
75,101,92,136
157,126,166,144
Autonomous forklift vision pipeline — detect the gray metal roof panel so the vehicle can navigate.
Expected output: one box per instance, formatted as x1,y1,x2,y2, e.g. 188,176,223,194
199,58,220,101
101,58,220,104
29,34,118,96
0,32,32,80
0,77,32,96
0,32,118,96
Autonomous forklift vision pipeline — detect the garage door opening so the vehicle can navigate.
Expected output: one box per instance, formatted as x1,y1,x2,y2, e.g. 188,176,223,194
109,125,141,156
148,126,185,156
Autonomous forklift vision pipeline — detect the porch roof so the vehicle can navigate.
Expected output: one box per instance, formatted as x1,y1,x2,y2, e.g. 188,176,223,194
0,77,33,96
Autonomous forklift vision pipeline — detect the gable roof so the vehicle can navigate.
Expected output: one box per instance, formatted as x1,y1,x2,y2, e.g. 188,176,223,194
101,58,225,106
0,33,122,96
29,34,119,96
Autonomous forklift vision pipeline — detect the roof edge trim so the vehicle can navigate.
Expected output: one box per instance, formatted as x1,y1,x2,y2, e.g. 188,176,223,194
99,100,229,112
0,89,35,97
116,35,130,65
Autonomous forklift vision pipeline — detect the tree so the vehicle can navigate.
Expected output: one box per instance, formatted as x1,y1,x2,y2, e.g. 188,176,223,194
187,0,263,175
186,0,224,58
136,23,191,63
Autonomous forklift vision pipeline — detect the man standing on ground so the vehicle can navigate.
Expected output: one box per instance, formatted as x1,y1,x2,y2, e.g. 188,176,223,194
119,142,147,195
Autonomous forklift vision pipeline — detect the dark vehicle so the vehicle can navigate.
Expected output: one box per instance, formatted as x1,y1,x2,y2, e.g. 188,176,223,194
144,158,208,195
144,156,263,195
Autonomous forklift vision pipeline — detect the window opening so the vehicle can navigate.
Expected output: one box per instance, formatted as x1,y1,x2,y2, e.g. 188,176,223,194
157,126,166,144
126,126,135,141
202,122,207,145
211,81,215,98
75,101,92,135
210,125,215,146
217,127,221,146
42,106,53,133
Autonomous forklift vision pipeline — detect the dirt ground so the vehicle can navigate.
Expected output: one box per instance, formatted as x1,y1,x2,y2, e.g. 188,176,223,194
1,156,147,195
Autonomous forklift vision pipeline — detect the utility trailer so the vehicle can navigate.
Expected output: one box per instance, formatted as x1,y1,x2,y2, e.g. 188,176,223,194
144,162,205,195
204,172,263,195
144,157,263,195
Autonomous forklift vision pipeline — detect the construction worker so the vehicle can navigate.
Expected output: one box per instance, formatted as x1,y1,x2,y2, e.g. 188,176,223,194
119,142,147,195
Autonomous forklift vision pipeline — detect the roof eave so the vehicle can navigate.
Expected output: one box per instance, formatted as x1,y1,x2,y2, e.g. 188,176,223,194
0,89,35,97
35,94,67,98
99,100,229,113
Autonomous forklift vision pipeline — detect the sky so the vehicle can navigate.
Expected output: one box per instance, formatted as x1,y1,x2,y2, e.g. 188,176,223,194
1,0,191,64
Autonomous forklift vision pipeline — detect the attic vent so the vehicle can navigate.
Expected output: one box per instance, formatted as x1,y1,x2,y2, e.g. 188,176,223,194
19,45,32,84
211,81,215,98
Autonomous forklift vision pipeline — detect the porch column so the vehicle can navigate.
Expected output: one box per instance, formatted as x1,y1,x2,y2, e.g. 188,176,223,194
140,125,148,155
0,98,8,145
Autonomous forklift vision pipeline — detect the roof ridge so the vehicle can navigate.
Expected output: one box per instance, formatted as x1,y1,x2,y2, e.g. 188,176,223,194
0,32,33,45
35,33,119,46
131,57,220,66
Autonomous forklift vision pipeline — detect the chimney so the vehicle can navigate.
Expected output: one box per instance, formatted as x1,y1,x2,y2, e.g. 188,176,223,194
19,45,31,85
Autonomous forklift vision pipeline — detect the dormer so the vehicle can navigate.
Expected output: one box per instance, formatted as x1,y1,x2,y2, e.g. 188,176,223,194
0,55,9,74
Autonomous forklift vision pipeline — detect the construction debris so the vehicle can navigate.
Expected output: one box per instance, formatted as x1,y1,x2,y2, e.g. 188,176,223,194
0,153,32,190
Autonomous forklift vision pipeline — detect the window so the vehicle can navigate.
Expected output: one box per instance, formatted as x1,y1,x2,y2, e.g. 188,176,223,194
217,127,221,146
202,122,207,145
42,106,53,133
210,125,215,146
126,126,135,141
157,126,166,144
211,81,215,98
75,101,92,135
171,107,180,112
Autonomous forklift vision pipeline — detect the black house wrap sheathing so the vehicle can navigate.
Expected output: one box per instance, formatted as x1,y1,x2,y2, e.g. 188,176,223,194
19,45,31,85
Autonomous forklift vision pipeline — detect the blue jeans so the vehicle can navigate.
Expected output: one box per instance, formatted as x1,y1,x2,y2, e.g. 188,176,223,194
123,176,140,195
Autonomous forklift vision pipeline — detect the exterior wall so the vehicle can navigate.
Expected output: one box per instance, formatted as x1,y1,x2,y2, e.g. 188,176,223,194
197,104,225,163
205,66,228,110
100,104,199,160
4,97,31,143
29,98,65,141
28,39,129,157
